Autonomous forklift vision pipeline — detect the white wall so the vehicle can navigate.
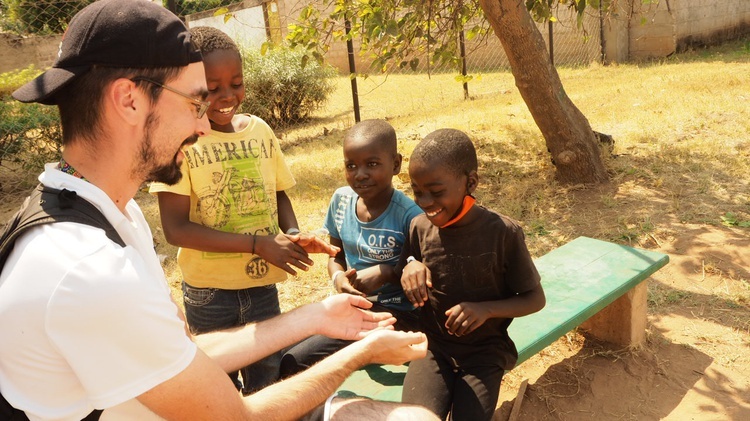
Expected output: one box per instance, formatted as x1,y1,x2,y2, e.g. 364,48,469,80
185,1,268,50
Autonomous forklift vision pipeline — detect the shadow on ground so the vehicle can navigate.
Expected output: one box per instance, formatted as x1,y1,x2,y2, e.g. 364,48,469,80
494,332,716,420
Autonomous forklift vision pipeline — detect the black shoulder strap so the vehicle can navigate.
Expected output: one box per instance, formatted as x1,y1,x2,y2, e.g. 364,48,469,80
0,184,126,273
1,393,102,420
0,184,116,419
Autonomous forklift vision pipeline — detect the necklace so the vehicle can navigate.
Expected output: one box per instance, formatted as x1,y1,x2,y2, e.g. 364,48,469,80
58,157,87,181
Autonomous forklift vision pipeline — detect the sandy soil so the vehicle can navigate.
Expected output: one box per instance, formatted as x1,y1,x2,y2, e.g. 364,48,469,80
493,221,750,420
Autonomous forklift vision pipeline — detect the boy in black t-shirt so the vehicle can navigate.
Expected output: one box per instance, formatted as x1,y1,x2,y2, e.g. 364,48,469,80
400,128,546,420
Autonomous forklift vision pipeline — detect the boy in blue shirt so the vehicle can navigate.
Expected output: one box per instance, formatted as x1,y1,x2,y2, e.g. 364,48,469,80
280,119,423,376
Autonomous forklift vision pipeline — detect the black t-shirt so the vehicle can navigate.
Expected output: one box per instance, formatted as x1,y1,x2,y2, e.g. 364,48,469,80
403,206,540,369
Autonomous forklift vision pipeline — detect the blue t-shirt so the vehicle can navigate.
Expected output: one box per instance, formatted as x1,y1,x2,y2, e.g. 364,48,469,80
324,186,423,312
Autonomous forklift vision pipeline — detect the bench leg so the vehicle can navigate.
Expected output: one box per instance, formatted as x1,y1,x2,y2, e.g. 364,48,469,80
580,281,648,347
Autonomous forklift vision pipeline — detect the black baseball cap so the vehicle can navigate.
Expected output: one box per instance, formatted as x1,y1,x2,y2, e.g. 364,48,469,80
13,0,202,105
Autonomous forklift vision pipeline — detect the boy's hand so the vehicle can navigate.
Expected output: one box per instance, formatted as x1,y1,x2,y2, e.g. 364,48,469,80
287,232,340,256
256,234,314,276
357,330,428,366
401,260,432,307
335,268,367,297
444,302,490,337
312,294,396,340
350,265,391,295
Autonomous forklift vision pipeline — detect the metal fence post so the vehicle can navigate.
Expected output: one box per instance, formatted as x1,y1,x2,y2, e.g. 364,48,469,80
345,17,361,123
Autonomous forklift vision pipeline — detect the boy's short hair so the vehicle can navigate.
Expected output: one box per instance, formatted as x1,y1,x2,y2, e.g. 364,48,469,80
345,119,398,155
190,26,240,57
412,129,478,176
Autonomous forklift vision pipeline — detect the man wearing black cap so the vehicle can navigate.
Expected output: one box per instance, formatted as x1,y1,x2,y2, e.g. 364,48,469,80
0,1,433,420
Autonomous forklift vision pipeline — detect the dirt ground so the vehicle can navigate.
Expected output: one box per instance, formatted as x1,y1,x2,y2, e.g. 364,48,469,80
1,181,747,421
492,193,750,420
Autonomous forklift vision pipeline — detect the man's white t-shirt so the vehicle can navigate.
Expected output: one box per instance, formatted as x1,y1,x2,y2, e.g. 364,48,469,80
0,164,197,420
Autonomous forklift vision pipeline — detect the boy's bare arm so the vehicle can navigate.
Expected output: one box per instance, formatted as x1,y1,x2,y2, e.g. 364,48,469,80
327,237,347,276
401,260,432,307
443,284,546,337
157,191,256,253
278,190,340,256
276,190,299,233
348,265,396,295
328,238,366,297
156,191,315,275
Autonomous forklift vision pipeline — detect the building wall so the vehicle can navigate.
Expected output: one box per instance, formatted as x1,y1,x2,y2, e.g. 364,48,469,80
604,0,750,62
672,0,750,51
184,0,269,50
0,33,61,74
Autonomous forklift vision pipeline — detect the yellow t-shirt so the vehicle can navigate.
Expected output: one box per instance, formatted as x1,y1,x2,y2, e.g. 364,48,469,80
150,115,295,289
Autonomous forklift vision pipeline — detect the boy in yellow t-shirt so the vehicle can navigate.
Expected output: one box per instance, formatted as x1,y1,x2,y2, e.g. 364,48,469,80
149,26,336,394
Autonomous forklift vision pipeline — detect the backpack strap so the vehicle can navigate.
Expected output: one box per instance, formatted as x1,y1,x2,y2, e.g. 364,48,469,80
0,185,125,268
1,392,102,420
0,184,117,419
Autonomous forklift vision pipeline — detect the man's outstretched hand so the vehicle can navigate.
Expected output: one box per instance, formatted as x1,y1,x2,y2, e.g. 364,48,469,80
358,329,428,366
311,294,396,341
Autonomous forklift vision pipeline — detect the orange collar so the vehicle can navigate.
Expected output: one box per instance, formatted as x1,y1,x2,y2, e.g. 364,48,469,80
440,196,476,228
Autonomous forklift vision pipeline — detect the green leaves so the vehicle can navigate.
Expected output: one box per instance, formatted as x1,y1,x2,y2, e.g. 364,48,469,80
721,212,750,228
213,7,233,23
288,0,597,75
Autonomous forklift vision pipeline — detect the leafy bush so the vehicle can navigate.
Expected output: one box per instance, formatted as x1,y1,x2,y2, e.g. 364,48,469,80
0,66,61,186
0,65,42,99
240,44,337,127
3,0,93,35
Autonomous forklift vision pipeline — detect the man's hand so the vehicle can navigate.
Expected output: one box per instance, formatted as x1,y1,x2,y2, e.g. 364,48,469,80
255,233,313,276
444,302,490,337
401,260,432,307
312,294,396,340
287,232,340,256
357,330,428,366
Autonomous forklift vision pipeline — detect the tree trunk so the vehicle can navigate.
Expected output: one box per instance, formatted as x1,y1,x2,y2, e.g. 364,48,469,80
478,0,608,184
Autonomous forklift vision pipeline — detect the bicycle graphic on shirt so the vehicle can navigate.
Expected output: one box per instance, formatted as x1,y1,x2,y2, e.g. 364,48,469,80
196,168,268,228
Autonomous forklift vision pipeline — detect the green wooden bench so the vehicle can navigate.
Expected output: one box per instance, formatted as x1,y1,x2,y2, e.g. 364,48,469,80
337,236,670,401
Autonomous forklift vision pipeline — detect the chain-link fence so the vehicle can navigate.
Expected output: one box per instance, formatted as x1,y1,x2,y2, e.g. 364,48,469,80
0,0,602,190
330,6,603,122
0,1,89,191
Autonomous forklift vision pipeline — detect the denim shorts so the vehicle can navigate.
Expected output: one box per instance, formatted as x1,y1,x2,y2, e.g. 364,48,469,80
182,282,282,394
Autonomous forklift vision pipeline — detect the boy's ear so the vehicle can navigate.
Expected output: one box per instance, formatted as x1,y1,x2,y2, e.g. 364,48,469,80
392,153,403,175
467,170,479,194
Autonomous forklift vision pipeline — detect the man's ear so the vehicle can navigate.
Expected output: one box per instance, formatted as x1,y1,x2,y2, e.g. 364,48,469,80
393,153,403,175
467,170,479,194
109,78,142,126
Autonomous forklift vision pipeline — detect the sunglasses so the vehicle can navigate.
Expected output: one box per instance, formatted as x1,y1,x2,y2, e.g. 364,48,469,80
131,76,210,119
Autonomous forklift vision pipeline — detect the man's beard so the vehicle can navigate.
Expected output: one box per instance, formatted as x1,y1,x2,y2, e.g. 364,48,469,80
140,112,199,185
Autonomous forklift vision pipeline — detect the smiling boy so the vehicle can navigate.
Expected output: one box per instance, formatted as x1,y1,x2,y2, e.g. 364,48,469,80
280,119,423,376
149,26,337,395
